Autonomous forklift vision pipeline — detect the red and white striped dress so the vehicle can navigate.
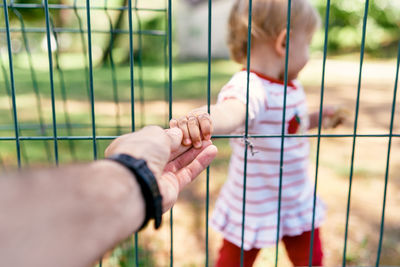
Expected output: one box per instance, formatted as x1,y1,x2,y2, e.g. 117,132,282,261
210,70,325,250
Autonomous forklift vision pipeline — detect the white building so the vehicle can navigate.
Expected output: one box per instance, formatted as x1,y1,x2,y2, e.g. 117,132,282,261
176,0,234,59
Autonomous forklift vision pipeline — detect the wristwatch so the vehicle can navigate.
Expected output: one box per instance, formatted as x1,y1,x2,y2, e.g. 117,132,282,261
107,153,163,230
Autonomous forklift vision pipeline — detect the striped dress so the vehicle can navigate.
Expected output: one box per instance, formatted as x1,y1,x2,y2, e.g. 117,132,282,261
210,70,325,250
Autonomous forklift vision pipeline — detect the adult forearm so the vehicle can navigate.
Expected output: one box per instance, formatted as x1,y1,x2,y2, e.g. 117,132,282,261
0,160,144,267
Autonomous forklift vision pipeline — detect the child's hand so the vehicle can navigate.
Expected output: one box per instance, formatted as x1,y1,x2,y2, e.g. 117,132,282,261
322,106,350,129
169,110,213,149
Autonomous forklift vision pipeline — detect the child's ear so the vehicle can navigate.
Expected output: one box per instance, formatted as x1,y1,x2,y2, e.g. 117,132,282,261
275,29,287,57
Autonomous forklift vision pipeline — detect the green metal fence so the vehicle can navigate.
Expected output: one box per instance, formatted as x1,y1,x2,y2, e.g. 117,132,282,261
0,0,399,266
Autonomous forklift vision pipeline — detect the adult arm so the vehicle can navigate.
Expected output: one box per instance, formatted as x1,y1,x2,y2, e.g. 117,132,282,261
0,126,217,267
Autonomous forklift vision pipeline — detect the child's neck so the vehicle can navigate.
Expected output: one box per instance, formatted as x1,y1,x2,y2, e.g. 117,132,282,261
249,43,285,81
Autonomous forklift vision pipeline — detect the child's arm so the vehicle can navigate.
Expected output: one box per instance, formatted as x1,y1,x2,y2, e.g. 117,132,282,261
309,106,349,130
170,99,246,148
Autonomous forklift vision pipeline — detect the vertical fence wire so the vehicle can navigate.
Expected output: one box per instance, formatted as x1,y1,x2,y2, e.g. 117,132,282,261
85,0,97,161
167,0,174,265
73,0,91,102
43,0,59,166
3,0,21,168
10,3,52,162
342,1,369,265
205,0,212,265
309,0,331,265
134,0,145,127
240,0,253,266
164,0,169,127
375,40,400,266
0,51,30,167
127,0,140,265
104,0,122,136
275,0,292,266
49,16,77,161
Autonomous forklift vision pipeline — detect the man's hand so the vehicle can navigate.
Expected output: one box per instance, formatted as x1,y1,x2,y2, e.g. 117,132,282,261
105,126,217,212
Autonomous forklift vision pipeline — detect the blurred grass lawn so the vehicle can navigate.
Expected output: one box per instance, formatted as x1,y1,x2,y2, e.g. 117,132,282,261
1,55,399,267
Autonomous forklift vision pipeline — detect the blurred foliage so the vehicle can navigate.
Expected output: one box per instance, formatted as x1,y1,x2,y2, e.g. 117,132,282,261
3,0,399,61
311,0,399,57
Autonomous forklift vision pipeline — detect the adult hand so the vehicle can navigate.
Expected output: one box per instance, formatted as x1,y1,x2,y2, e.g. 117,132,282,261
105,125,217,212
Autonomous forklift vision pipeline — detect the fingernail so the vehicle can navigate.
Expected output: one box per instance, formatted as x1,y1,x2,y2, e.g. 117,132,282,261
184,138,191,145
204,134,211,140
194,141,201,148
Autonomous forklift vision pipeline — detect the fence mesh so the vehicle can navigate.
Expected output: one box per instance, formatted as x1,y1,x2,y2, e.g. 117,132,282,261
0,0,399,266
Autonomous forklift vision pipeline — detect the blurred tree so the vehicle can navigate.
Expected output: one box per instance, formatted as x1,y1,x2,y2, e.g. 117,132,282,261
312,0,399,57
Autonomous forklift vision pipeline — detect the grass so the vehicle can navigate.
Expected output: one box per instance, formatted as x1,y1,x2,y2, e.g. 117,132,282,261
0,56,238,167
1,54,400,266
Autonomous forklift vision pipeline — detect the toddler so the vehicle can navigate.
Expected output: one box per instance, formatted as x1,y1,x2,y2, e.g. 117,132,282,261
170,0,345,266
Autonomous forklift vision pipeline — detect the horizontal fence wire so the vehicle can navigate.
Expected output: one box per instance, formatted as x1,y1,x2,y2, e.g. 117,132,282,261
0,134,400,141
0,3,166,12
0,28,165,36
1,0,399,266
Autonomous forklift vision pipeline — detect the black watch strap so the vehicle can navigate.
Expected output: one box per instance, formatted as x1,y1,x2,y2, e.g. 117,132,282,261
107,153,163,230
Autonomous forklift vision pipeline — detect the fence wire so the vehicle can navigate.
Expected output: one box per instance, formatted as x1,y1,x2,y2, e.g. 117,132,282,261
0,0,399,266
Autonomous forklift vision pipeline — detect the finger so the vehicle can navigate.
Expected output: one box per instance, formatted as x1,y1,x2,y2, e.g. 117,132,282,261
165,140,213,173
173,144,217,190
198,114,212,140
165,127,183,152
169,119,178,128
178,117,191,146
169,143,191,162
187,116,202,148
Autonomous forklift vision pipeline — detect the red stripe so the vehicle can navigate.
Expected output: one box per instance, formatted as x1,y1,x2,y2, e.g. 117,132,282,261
220,193,308,217
233,139,307,152
220,84,237,92
241,69,297,89
212,205,318,234
233,153,308,165
259,119,288,125
267,98,306,111
268,88,295,96
225,183,307,204
233,165,306,179
221,96,239,102
232,178,305,192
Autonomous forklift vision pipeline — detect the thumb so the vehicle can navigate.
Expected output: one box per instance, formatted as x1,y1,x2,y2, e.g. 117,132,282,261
165,127,183,152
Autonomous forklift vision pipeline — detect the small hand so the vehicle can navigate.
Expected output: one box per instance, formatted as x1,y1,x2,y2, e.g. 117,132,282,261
322,106,350,129
169,109,213,149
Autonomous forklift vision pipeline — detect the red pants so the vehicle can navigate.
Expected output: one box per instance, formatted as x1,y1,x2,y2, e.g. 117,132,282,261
215,228,323,267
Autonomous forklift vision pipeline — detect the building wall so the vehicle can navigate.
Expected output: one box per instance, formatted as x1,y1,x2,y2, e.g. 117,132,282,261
176,0,234,59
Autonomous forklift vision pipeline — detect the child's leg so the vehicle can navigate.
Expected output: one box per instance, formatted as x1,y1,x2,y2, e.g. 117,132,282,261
215,238,260,267
282,228,323,266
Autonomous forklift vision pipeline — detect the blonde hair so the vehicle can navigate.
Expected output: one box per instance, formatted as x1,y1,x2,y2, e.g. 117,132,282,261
228,0,320,64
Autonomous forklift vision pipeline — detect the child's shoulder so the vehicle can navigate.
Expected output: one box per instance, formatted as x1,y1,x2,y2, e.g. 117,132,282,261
223,70,265,89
